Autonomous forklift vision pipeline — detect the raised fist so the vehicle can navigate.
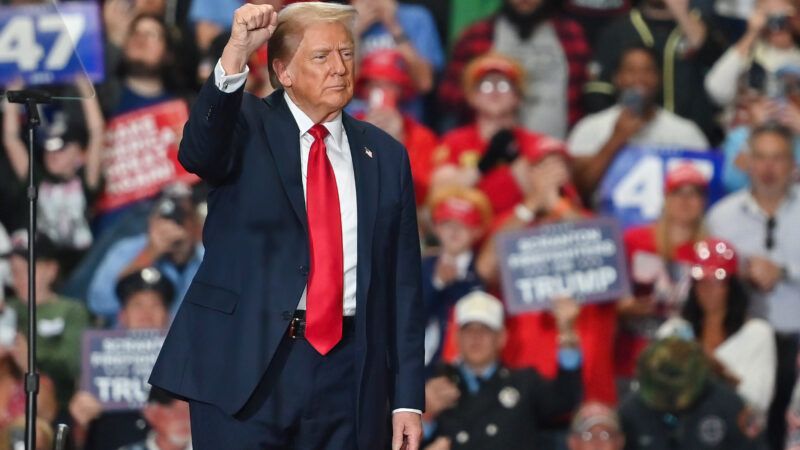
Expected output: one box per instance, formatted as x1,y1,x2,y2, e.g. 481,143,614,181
222,4,278,74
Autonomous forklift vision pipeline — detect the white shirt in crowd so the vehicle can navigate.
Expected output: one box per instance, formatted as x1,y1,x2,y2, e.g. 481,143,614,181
567,105,710,157
707,186,800,334
658,317,776,417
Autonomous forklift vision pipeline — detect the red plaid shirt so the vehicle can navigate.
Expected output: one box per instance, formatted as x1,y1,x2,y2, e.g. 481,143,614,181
438,15,589,129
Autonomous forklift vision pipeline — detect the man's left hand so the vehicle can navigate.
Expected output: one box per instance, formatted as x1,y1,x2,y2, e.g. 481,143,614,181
393,411,422,450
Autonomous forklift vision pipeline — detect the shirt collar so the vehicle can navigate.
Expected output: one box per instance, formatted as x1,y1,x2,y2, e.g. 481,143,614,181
742,185,799,217
284,92,345,149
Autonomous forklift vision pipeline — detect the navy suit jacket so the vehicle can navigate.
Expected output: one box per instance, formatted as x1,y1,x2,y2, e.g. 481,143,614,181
149,77,425,448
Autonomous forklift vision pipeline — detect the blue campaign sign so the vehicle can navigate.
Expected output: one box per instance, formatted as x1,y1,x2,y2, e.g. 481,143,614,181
597,147,725,229
497,218,630,315
81,329,166,411
0,2,104,86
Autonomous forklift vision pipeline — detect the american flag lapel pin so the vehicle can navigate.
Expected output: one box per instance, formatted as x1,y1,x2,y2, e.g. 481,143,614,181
364,147,373,159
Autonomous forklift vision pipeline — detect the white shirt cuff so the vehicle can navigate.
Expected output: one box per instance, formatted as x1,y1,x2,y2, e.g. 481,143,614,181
393,408,422,415
214,59,249,93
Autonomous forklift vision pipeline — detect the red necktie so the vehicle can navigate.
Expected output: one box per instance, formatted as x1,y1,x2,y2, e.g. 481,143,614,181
305,124,343,355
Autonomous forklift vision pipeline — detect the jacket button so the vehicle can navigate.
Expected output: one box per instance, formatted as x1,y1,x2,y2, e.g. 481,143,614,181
281,311,292,321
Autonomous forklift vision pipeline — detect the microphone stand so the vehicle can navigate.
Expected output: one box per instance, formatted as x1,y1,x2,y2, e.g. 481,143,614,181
5,89,69,450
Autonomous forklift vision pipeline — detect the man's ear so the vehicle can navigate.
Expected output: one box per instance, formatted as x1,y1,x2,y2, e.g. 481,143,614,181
274,59,293,88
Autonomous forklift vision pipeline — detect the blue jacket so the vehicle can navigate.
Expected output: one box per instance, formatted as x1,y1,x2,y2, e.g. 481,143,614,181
149,77,425,449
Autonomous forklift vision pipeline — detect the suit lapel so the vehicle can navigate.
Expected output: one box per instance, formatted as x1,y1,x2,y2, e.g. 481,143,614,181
343,115,378,310
261,91,308,231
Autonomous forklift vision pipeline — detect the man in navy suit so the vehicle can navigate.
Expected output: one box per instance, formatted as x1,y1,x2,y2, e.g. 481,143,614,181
148,3,425,449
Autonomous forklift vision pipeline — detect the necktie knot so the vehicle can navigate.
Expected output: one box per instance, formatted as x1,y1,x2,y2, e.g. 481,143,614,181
309,124,329,143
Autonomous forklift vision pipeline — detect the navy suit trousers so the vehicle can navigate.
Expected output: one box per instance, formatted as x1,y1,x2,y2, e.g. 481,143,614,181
189,333,357,450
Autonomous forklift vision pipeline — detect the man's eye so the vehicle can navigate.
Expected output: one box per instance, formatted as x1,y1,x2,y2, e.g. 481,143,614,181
314,55,326,61
341,50,354,59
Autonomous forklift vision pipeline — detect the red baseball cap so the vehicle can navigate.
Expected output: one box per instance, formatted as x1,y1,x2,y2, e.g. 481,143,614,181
518,132,570,165
356,49,415,101
432,197,484,228
690,238,738,281
665,164,708,194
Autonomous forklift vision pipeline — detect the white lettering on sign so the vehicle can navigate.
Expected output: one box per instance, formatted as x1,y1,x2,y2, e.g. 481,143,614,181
514,266,619,303
612,155,664,220
0,13,85,72
94,377,150,404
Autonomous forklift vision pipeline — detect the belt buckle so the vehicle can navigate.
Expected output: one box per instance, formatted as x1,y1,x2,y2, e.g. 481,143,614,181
289,317,301,339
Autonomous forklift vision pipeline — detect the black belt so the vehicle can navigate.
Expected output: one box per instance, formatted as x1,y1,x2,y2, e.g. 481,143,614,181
288,310,356,339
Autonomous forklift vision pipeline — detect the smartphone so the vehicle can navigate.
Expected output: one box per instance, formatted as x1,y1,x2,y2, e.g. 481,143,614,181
619,89,644,116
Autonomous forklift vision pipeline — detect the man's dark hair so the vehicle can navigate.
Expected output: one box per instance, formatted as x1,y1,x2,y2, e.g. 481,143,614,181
500,0,559,40
119,13,181,91
615,44,662,74
749,122,794,149
682,276,749,340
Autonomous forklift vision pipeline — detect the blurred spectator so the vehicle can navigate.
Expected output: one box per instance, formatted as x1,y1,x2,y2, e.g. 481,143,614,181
71,267,174,450
117,387,191,450
619,337,760,449
103,0,172,50
439,0,589,138
351,49,440,204
0,224,9,299
432,54,572,215
564,0,632,45
351,0,444,120
585,0,727,141
707,124,800,335
0,417,53,450
88,185,203,324
6,230,89,413
421,187,491,371
474,136,617,405
713,0,758,40
567,402,626,450
659,239,776,431
568,46,709,198
705,0,800,110
0,332,57,428
2,79,105,277
422,292,583,450
616,164,709,388
99,13,183,118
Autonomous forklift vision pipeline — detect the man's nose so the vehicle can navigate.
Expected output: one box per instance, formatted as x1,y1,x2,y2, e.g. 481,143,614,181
329,52,346,75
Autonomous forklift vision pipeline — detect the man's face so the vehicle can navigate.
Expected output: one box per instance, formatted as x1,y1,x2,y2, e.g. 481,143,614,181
10,256,57,304
278,22,355,118
124,17,167,71
568,425,625,450
458,323,505,369
434,221,479,256
119,291,169,330
748,132,795,198
467,73,520,117
507,0,543,15
145,400,191,447
615,49,660,102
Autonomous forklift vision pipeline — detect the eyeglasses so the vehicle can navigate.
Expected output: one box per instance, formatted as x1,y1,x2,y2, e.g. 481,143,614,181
478,79,512,94
575,431,619,442
766,216,776,250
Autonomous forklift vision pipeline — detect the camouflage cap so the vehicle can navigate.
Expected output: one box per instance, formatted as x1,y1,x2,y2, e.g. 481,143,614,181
636,336,710,412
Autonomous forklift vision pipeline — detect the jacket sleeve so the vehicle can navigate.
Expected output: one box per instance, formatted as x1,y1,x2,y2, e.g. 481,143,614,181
392,147,426,411
177,73,246,185
529,365,583,424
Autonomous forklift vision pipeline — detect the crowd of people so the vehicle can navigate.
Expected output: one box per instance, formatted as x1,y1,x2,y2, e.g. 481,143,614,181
2,0,800,448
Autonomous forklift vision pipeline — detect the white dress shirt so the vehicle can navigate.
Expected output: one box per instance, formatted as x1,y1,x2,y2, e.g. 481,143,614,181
214,61,420,415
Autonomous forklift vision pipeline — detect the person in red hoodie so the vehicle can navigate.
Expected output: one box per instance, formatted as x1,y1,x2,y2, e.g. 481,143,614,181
431,53,568,216
351,48,440,205
616,163,710,392
474,130,618,405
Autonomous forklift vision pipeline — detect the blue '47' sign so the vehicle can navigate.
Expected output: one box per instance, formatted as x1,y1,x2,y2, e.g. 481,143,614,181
597,147,725,229
0,2,104,86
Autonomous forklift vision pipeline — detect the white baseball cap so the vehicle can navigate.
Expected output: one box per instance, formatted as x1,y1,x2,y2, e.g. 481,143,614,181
455,291,504,331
